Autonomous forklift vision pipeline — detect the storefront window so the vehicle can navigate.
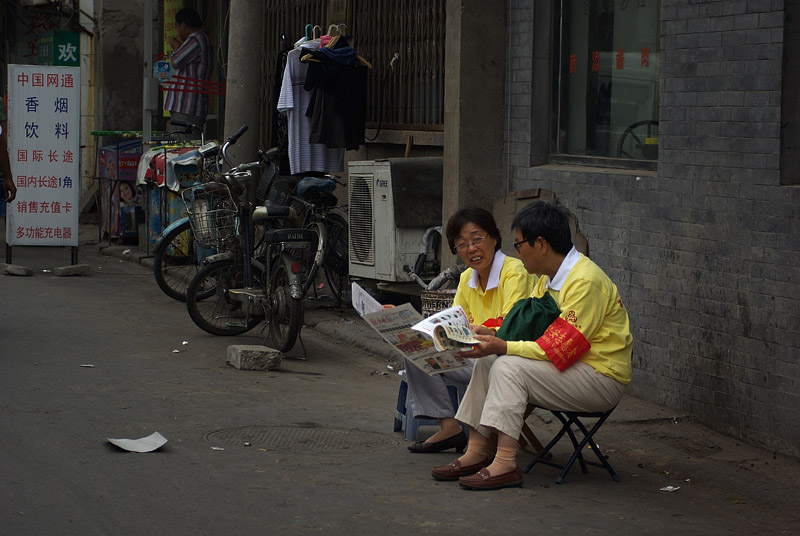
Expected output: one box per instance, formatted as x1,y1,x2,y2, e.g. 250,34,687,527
555,0,660,160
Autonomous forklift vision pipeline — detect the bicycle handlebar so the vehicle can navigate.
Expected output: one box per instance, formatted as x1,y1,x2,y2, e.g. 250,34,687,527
219,124,248,171
329,175,346,187
227,124,248,144
170,120,202,132
234,161,262,173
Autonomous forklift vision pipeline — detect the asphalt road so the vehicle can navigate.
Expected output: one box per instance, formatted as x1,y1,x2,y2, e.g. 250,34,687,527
1,225,797,535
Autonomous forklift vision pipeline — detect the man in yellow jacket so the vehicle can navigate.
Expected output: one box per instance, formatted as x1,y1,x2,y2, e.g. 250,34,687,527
431,200,633,490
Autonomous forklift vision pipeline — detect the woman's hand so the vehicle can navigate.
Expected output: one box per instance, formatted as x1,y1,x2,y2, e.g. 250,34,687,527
456,334,507,358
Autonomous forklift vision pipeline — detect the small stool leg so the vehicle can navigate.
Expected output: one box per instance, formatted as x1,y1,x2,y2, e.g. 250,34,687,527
405,404,421,441
394,380,408,432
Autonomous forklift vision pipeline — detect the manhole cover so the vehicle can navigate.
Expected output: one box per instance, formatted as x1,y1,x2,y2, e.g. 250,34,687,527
204,425,401,452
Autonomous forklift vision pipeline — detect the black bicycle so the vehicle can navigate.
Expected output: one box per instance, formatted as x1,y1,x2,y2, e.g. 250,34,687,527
152,127,272,301
184,144,349,352
184,136,314,352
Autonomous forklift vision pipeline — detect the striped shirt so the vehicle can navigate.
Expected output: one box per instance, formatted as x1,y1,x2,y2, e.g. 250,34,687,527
164,30,212,117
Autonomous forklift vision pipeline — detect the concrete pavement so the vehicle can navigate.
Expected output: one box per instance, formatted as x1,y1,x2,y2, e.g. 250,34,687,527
1,220,798,534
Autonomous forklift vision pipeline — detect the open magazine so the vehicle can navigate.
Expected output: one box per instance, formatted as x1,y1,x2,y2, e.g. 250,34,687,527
351,282,478,375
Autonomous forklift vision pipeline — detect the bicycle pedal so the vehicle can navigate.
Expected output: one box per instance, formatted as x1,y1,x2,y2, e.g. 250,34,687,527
228,288,266,302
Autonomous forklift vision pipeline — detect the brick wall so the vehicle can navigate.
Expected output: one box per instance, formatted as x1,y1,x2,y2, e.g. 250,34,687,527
505,0,799,456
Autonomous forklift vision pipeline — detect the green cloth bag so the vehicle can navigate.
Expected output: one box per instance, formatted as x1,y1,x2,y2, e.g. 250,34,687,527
495,293,561,342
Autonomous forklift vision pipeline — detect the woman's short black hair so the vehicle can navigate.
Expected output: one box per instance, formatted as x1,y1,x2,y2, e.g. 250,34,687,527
445,207,502,254
511,201,573,255
175,8,202,29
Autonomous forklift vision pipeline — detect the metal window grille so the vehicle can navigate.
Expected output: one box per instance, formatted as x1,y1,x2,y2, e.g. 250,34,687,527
259,0,445,150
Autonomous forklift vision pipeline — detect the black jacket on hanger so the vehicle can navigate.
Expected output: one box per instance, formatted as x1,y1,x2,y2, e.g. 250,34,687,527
303,36,368,150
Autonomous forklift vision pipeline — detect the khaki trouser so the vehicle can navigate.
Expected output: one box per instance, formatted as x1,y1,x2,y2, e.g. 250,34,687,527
455,355,627,440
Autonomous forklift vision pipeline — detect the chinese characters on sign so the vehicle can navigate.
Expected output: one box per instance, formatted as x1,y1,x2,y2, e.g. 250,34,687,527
569,48,651,75
7,65,80,247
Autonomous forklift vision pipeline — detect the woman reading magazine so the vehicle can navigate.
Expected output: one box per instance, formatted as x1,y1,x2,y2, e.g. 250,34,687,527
403,207,534,453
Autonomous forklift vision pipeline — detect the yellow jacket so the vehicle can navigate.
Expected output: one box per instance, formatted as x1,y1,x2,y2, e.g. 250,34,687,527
453,252,535,327
506,251,633,384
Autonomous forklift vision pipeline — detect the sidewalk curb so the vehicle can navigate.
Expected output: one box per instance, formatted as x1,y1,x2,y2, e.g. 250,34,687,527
307,315,403,369
97,243,153,268
94,238,402,367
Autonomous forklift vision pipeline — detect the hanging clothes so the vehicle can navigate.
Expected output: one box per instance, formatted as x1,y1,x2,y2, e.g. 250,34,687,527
277,41,345,176
302,36,369,151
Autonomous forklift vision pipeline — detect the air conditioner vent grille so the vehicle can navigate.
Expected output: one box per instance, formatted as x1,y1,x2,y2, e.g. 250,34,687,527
348,175,374,265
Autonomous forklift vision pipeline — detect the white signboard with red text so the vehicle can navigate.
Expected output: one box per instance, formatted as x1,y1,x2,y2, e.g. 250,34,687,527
6,65,80,247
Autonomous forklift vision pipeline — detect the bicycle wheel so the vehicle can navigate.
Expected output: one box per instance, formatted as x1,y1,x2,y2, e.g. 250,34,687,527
267,254,302,352
323,211,350,300
153,219,203,302
186,258,264,336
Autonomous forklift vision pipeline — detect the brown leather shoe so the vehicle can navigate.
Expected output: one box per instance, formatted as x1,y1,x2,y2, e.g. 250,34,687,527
458,467,523,490
431,458,489,481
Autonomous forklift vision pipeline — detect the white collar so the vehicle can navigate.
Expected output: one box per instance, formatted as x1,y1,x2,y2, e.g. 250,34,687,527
547,247,581,291
468,250,506,291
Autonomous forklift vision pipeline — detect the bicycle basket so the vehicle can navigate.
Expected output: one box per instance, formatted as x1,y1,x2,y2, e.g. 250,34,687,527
181,183,238,249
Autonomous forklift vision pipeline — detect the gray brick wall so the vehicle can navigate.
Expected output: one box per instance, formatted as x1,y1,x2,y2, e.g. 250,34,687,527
505,1,799,456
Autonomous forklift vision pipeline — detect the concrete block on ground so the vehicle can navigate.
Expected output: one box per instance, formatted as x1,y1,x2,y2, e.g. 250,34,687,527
53,264,91,276
1,263,33,276
226,345,281,371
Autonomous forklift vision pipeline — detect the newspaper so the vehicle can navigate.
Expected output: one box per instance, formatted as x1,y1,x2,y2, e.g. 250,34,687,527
352,282,474,375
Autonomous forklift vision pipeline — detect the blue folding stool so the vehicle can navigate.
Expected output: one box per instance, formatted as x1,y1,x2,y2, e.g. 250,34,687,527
394,378,467,442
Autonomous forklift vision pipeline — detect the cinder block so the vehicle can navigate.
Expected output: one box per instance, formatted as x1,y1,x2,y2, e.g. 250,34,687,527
1,263,33,276
53,264,90,276
226,345,281,371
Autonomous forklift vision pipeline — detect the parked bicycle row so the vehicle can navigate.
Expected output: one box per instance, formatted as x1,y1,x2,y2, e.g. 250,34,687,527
152,123,349,353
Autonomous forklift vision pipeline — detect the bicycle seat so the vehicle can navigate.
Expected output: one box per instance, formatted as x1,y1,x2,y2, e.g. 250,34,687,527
297,177,336,198
253,203,297,221
263,227,316,245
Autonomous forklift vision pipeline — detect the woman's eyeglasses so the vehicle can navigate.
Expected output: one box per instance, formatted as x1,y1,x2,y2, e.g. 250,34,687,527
454,233,488,252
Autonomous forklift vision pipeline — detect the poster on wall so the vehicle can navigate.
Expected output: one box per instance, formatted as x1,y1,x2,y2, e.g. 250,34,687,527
6,65,81,247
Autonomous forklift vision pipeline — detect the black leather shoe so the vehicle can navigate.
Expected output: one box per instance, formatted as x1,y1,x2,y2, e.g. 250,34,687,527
408,431,468,453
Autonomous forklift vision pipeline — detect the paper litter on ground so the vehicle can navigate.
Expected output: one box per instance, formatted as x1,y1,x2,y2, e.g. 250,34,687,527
107,432,168,452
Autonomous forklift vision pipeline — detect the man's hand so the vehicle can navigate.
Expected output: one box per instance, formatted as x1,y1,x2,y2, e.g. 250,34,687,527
456,334,507,358
169,36,183,50
472,324,494,336
4,176,16,203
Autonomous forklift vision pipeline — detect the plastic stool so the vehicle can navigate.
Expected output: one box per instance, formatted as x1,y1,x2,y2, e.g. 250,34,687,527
394,377,466,441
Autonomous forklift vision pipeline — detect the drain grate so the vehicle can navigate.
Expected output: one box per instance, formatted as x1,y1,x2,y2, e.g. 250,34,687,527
204,425,401,452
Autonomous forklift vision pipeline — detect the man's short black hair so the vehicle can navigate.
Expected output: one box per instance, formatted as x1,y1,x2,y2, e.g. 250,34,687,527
175,7,202,29
511,201,573,255
445,207,502,254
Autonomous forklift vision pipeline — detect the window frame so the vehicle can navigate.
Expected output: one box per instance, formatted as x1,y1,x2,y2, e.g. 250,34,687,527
537,0,659,171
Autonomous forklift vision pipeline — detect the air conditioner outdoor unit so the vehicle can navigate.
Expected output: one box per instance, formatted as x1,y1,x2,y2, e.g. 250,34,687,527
348,157,443,283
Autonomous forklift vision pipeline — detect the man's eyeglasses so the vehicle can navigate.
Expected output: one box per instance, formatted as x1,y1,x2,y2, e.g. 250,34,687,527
513,238,530,253
454,233,488,252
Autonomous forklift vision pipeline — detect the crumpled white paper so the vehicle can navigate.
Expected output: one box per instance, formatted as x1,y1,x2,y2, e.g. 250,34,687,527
107,432,168,453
